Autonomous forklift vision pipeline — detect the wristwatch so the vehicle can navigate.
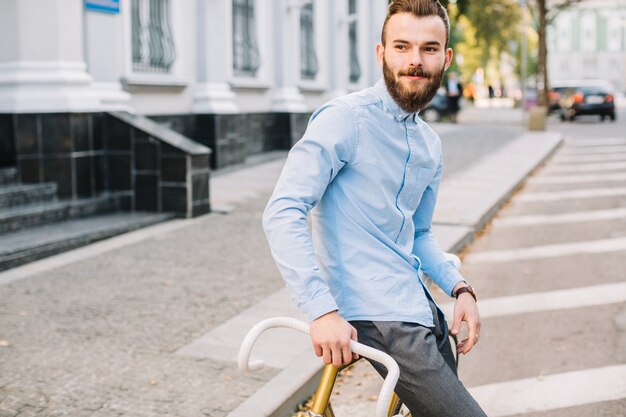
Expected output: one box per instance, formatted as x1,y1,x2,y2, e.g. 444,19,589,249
454,285,477,301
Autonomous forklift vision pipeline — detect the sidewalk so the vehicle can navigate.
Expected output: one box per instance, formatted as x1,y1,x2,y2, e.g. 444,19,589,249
0,123,561,417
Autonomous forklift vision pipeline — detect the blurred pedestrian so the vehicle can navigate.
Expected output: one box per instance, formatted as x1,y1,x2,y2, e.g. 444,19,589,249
445,71,463,123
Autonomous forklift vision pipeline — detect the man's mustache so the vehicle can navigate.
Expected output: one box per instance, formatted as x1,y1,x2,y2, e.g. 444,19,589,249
398,67,432,78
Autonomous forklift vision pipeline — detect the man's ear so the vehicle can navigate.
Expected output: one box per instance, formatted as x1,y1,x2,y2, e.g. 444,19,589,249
376,43,385,67
444,48,454,71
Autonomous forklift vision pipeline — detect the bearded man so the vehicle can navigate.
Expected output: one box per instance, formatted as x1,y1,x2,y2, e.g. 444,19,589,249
262,1,486,415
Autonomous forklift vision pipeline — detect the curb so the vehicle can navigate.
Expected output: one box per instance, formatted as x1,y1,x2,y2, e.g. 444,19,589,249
227,130,564,417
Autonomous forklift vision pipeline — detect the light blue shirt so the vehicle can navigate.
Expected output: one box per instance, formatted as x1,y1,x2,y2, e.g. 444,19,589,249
263,78,465,326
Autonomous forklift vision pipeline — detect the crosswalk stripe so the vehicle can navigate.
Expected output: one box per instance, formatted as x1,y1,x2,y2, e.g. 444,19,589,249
516,187,626,202
440,282,626,320
554,153,626,163
546,161,626,172
568,138,626,147
493,208,626,226
561,145,626,155
469,365,626,417
465,237,626,263
529,172,626,184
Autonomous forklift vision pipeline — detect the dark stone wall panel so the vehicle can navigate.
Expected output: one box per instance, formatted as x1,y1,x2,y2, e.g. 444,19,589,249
135,174,158,211
15,115,39,155
108,154,131,190
72,114,91,152
106,115,132,151
75,156,93,197
135,140,158,171
42,114,71,154
0,114,16,167
42,156,72,197
161,185,187,213
18,158,40,183
161,155,186,182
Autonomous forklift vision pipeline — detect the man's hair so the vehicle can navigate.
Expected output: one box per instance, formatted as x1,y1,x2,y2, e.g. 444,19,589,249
381,0,450,47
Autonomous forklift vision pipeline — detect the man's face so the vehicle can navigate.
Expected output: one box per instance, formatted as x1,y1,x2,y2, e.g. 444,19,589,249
377,13,453,113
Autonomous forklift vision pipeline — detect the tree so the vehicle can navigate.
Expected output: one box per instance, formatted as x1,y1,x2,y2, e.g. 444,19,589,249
532,0,584,107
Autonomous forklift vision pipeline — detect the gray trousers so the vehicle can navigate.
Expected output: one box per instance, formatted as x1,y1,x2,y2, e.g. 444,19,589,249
350,298,487,417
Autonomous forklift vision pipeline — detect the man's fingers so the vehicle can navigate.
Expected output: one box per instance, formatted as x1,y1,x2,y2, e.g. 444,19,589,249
450,310,463,335
341,342,352,366
332,344,344,367
314,344,323,357
322,345,332,365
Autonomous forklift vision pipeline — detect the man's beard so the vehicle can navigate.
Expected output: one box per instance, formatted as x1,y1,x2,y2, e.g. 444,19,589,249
383,58,445,113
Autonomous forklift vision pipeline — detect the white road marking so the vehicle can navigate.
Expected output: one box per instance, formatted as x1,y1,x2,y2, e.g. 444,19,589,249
554,153,626,163
529,172,626,184
546,161,626,172
469,365,626,417
561,145,626,155
440,282,626,320
516,187,626,202
494,208,626,226
567,138,626,147
465,237,626,263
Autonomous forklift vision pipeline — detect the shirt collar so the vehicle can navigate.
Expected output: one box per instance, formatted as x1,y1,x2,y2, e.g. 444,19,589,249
374,77,419,122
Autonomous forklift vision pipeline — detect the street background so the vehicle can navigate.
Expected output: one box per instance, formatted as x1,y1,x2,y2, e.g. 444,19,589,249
1,98,625,417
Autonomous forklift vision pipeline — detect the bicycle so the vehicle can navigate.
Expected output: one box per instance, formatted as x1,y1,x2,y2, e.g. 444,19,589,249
239,254,462,417
239,316,460,417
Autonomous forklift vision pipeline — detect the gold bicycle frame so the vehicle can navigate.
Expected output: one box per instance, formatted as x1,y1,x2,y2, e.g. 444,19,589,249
306,333,459,417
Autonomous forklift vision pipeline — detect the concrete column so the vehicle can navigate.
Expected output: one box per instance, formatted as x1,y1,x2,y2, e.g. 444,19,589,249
325,1,349,100
84,4,132,112
271,0,306,112
0,0,101,113
193,0,239,114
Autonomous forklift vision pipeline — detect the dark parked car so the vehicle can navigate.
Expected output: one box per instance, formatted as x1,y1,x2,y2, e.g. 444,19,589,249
419,90,448,123
548,86,569,113
558,82,616,122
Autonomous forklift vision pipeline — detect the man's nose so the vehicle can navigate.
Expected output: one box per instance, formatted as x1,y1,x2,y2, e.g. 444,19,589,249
408,50,423,67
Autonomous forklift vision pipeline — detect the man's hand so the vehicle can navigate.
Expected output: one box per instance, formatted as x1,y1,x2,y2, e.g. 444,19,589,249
450,285,481,355
310,311,358,367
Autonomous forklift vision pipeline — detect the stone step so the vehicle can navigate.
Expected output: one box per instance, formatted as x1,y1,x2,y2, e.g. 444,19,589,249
0,168,17,186
0,183,58,209
0,211,176,271
0,193,129,234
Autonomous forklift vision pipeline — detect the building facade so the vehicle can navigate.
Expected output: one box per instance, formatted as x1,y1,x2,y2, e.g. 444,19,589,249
0,0,389,217
0,0,387,116
547,0,626,92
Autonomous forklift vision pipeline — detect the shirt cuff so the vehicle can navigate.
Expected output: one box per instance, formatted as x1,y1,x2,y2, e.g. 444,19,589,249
302,291,339,322
435,263,466,298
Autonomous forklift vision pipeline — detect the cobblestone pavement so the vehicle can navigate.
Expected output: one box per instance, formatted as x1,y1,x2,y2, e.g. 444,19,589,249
0,116,523,417
0,195,284,417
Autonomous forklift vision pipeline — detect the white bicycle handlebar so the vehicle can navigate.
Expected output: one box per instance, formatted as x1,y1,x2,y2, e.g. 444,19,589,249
238,316,400,417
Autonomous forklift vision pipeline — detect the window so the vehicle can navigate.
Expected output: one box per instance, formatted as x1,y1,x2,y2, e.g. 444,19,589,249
131,0,176,73
300,2,319,80
348,0,361,83
232,0,261,76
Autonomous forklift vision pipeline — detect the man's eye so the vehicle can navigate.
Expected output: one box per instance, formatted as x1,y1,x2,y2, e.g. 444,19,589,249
396,45,406,50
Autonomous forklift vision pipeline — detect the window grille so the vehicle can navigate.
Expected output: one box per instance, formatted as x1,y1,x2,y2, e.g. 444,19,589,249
131,0,176,73
232,0,261,76
348,0,361,83
300,2,319,80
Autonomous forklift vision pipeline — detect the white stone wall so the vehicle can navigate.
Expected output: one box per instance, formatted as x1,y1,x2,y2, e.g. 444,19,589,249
0,0,389,114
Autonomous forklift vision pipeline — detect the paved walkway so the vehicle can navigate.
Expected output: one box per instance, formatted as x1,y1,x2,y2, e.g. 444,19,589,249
0,119,559,417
